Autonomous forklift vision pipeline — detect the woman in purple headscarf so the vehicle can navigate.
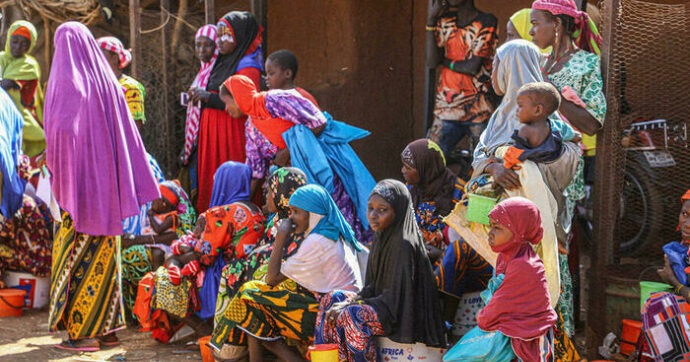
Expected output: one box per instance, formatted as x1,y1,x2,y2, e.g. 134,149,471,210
45,22,159,352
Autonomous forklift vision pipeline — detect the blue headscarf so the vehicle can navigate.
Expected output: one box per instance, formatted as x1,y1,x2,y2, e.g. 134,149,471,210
209,161,251,208
289,184,362,251
0,88,25,218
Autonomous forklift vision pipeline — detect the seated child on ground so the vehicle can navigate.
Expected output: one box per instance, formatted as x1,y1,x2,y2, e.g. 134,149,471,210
502,82,569,170
146,180,194,268
475,197,557,361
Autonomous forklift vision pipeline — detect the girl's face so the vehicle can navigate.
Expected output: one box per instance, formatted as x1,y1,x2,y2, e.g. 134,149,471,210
217,25,237,55
219,89,242,118
505,21,521,43
680,200,690,242
367,194,396,232
488,218,514,248
195,36,216,63
151,198,173,214
401,161,421,185
288,205,310,233
10,35,30,58
529,10,557,50
490,56,503,96
193,217,206,239
265,189,278,214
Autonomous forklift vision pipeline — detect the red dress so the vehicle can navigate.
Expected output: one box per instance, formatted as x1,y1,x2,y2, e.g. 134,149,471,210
196,67,260,212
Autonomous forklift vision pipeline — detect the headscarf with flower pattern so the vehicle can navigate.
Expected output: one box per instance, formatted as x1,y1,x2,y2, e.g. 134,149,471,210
268,167,308,219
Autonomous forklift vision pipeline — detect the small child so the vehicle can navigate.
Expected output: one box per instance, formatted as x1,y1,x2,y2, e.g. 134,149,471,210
476,197,557,361
503,82,565,170
265,49,319,108
165,215,206,285
148,181,185,236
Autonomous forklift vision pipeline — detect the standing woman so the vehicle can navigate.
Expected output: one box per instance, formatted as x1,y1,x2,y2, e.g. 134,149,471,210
189,11,264,212
426,0,498,158
0,20,45,158
179,24,219,203
45,22,159,351
97,36,147,132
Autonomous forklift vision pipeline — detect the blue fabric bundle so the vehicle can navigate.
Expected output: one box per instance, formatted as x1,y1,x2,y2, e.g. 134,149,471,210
663,242,689,286
0,88,25,218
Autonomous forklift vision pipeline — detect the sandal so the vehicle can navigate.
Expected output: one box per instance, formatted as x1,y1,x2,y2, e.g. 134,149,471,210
53,339,100,352
97,334,120,347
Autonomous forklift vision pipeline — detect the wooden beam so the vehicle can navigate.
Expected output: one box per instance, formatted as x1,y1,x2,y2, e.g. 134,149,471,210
160,0,174,173
205,0,215,24
586,0,619,357
251,0,267,55
42,15,51,80
129,0,142,78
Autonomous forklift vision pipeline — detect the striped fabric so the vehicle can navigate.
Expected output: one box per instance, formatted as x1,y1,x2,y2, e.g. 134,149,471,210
182,25,218,163
96,36,132,69
641,292,690,361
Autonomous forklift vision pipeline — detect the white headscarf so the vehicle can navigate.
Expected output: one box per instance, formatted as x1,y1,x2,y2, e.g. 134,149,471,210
472,39,570,175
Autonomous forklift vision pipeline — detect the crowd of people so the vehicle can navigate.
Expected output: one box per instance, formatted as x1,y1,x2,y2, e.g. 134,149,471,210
3,0,683,361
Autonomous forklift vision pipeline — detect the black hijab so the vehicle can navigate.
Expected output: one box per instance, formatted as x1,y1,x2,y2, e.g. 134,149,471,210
206,11,260,93
361,179,445,347
401,139,457,216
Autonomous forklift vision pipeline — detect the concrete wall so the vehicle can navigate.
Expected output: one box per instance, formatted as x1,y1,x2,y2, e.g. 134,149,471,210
266,0,534,180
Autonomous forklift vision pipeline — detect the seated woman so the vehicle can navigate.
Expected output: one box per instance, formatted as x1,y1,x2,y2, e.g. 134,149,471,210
639,190,690,361
210,184,364,361
0,156,52,289
214,167,308,323
222,74,375,244
315,179,445,361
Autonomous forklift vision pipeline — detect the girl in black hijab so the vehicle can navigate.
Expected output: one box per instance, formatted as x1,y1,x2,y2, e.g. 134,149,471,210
188,11,264,213
315,179,445,361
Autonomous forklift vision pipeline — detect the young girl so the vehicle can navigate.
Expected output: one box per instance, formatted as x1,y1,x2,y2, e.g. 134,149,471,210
210,184,364,361
316,179,445,361
476,197,557,361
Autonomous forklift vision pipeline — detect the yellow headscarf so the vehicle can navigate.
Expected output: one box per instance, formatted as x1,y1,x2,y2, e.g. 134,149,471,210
509,9,551,54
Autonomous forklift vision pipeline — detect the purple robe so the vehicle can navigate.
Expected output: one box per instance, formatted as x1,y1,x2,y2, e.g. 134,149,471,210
44,22,159,236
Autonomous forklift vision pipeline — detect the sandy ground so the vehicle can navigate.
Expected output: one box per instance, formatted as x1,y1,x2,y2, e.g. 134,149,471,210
0,308,202,362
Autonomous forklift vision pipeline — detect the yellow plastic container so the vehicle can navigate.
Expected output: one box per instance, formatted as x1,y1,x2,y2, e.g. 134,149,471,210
307,344,339,362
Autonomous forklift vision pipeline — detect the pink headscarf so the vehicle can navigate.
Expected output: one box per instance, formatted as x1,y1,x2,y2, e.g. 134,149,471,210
96,36,133,69
477,197,557,362
182,25,219,163
532,0,602,54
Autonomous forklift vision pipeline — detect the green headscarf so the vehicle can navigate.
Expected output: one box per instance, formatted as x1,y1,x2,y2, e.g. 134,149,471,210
0,20,45,157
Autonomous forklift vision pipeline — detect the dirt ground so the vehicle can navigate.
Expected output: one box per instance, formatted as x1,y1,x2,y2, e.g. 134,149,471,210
0,308,202,362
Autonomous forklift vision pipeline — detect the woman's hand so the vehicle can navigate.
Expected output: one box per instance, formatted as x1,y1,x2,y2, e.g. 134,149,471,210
0,79,18,90
276,219,295,243
325,301,350,328
188,87,211,104
487,163,521,190
658,255,681,287
427,0,444,24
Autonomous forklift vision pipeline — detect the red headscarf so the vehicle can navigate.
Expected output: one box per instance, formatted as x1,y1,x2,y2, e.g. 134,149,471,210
477,197,557,362
682,189,690,204
224,75,294,149
532,0,602,54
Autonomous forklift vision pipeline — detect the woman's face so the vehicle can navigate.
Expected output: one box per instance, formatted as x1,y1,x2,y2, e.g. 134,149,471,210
367,194,396,232
265,189,278,214
101,49,120,74
195,36,216,63
217,25,237,55
401,161,421,185
219,89,243,118
9,35,30,58
505,20,521,43
288,205,310,233
490,56,503,96
529,10,557,50
488,218,514,248
680,200,690,242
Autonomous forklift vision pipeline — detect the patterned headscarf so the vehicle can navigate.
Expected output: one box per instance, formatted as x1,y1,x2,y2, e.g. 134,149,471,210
96,36,133,69
401,139,457,215
682,190,690,204
182,25,218,163
532,0,602,54
268,167,308,219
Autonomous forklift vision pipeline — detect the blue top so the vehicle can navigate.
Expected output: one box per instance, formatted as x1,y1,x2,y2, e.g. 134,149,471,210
0,88,25,218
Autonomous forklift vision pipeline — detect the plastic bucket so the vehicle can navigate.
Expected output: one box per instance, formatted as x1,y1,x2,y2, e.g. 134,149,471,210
466,194,497,225
307,344,339,362
4,271,50,308
639,281,673,310
0,288,26,317
198,336,213,362
620,319,642,356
